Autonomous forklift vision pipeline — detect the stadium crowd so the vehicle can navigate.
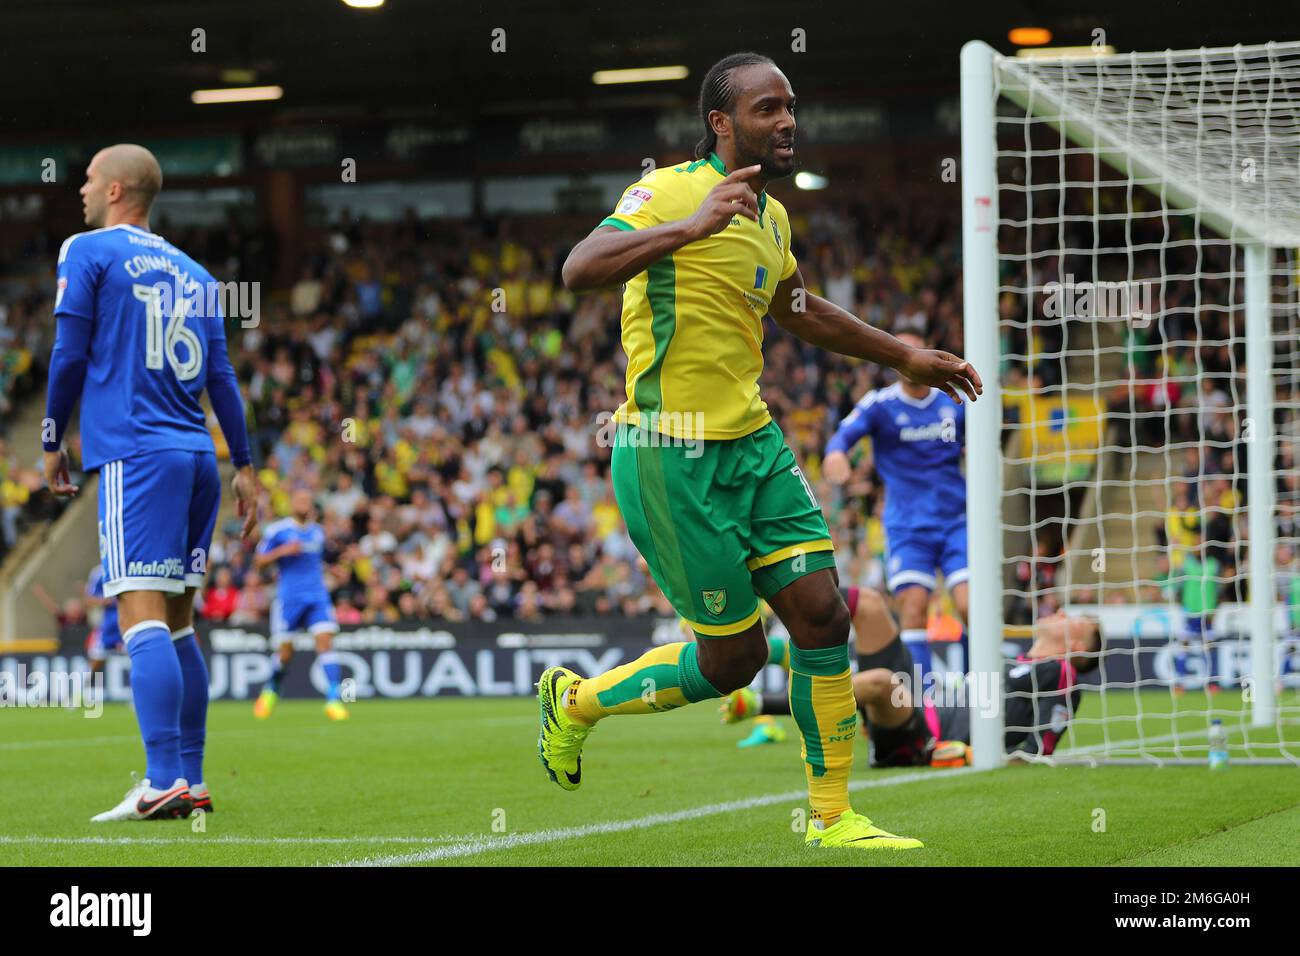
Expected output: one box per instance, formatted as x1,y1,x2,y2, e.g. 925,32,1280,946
193,198,964,624
0,282,64,564
2,179,1296,627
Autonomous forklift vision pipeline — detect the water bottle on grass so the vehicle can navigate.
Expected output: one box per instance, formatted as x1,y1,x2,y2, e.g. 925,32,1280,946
1208,719,1229,769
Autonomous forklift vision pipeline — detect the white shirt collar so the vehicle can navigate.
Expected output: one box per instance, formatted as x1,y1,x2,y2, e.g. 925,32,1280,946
893,384,938,408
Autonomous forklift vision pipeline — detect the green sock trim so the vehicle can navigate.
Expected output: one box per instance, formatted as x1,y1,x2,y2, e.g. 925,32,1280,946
596,663,683,709
789,671,826,776
678,642,722,703
766,635,789,668
789,642,850,677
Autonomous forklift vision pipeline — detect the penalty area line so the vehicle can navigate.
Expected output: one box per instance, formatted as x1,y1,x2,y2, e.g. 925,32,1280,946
336,765,980,867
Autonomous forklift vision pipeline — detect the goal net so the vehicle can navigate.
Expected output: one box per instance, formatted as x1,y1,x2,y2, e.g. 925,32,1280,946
960,40,1300,766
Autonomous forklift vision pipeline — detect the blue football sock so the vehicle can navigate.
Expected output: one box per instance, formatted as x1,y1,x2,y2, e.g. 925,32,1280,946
173,628,208,786
958,629,970,674
319,650,342,701
124,620,184,786
900,629,932,700
267,651,287,694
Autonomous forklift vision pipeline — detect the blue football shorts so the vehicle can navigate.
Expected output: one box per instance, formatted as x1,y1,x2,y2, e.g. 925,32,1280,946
96,450,219,599
885,520,969,595
270,596,338,643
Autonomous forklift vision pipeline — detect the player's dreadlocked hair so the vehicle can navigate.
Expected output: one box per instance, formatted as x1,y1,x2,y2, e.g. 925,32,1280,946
694,52,775,159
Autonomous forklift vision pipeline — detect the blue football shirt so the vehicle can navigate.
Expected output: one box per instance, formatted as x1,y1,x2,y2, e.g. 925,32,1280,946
826,382,967,534
256,518,330,606
54,223,226,470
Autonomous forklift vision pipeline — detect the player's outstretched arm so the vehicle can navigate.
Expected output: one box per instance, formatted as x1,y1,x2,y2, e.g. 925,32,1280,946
30,582,62,618
252,546,275,572
770,268,983,404
253,539,300,570
562,166,764,291
823,397,876,483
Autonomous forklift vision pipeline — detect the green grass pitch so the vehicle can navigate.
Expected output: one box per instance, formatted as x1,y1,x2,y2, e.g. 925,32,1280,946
1,691,1297,866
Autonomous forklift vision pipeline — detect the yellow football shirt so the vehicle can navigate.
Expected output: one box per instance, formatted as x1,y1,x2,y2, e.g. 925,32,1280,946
600,152,798,440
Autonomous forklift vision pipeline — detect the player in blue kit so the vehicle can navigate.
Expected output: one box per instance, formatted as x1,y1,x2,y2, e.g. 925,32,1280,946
823,331,968,699
85,564,122,695
252,487,348,721
43,144,258,821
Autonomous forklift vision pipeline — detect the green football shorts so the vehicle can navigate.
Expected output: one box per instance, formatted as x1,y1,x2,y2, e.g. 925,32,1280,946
611,419,836,637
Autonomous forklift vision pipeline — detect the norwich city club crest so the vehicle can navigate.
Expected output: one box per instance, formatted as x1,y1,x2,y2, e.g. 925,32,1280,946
702,589,727,616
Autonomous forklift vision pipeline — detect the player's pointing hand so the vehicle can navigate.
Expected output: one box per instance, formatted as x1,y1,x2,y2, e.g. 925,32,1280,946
900,348,984,404
688,164,763,239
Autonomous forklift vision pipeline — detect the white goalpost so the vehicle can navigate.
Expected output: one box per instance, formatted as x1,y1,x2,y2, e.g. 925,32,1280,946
961,39,1300,767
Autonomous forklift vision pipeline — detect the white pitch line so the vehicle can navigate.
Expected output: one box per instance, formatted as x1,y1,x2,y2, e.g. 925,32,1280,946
0,726,358,751
0,715,534,751
0,835,472,846
0,734,141,751
336,765,980,867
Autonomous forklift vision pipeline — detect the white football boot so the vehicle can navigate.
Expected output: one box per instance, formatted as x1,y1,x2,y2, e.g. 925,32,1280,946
90,774,193,822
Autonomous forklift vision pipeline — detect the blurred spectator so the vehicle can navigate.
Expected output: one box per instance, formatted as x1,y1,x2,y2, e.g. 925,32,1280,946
31,582,87,630
203,567,241,622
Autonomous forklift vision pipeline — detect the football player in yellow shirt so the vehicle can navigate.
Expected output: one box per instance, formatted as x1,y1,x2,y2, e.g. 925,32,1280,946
537,51,981,851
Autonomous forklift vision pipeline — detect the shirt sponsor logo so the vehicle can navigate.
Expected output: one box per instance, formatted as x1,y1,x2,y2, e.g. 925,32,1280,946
126,558,185,578
616,187,653,215
899,416,957,443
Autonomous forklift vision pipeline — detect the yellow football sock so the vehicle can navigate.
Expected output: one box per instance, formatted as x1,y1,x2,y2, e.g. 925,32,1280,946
568,641,721,725
788,643,856,826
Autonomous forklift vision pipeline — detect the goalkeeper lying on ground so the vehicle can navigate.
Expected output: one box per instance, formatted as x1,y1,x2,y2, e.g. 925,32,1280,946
721,586,1102,765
